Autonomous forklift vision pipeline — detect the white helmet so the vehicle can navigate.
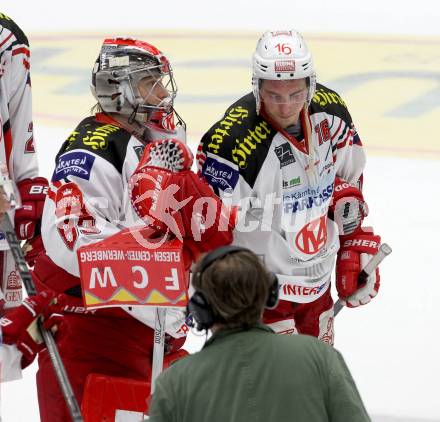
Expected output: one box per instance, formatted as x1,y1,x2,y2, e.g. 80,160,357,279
91,37,177,127
252,30,316,113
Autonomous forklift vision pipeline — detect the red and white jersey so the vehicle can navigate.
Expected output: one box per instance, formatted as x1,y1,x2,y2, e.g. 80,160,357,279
0,14,39,309
0,13,38,183
198,85,366,304
41,113,188,336
42,113,185,277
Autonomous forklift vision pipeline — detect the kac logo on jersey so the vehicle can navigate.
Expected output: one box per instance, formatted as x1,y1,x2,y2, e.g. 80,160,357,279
202,157,239,192
295,215,328,255
52,152,96,182
274,143,296,168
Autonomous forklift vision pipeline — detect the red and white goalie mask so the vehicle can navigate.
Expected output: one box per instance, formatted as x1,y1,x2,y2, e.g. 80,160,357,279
91,37,178,129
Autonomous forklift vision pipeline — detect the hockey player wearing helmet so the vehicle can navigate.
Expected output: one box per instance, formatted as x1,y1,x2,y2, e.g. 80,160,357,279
90,38,183,139
198,30,382,344
30,37,215,422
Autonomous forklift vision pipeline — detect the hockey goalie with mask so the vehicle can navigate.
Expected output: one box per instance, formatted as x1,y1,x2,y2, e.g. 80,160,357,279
31,37,231,422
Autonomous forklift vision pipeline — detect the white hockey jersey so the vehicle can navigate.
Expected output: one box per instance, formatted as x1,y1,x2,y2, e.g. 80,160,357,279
41,113,187,335
198,85,366,304
0,13,39,309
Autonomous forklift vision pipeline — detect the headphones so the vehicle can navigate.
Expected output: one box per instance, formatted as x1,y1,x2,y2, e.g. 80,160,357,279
186,245,279,331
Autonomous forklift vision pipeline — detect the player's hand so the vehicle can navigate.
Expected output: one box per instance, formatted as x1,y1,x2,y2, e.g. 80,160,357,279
174,171,234,255
336,227,381,307
330,177,368,235
130,138,193,238
23,236,46,267
15,177,49,240
0,290,58,368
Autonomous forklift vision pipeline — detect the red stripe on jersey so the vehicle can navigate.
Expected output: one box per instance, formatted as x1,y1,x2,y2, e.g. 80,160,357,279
331,120,343,141
337,129,352,150
12,47,30,57
0,33,13,48
3,124,12,170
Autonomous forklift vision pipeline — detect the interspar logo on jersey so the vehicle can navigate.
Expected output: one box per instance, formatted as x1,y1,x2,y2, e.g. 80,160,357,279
53,151,96,182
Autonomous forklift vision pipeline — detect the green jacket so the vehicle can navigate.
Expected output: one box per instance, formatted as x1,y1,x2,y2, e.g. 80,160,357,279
149,324,371,422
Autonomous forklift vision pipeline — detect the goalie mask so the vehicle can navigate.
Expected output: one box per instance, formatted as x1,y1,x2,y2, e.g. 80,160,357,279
91,37,177,127
252,30,316,114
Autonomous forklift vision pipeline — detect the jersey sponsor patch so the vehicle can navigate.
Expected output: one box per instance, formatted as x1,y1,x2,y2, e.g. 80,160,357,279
202,157,239,192
52,151,95,182
274,143,296,168
6,270,21,289
283,182,334,213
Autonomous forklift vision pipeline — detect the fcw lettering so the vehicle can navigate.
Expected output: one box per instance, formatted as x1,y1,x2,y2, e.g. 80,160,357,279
295,215,327,254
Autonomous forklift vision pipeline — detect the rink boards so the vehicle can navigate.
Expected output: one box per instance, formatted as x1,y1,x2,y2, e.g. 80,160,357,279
29,31,440,159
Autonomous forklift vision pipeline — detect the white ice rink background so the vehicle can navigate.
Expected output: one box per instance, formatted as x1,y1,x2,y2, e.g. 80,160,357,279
1,0,440,421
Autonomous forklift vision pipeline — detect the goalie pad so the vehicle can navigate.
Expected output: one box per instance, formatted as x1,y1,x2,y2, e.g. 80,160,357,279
81,374,150,422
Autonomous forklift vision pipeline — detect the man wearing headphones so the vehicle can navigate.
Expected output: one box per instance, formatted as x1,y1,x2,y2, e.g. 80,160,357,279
148,246,371,422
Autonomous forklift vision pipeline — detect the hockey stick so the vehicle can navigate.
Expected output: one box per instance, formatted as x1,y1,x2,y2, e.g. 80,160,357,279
151,307,166,393
334,243,392,316
1,213,84,422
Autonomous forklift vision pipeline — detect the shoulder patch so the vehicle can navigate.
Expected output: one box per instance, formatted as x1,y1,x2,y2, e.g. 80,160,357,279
202,157,239,192
52,151,96,182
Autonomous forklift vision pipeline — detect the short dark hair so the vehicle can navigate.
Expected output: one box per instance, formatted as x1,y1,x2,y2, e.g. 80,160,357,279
192,250,272,329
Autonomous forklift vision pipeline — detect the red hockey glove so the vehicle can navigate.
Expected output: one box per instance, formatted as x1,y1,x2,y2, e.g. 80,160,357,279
0,290,55,368
15,177,49,240
130,138,193,238
336,227,381,307
330,177,368,235
130,138,233,255
174,171,234,255
23,236,46,267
